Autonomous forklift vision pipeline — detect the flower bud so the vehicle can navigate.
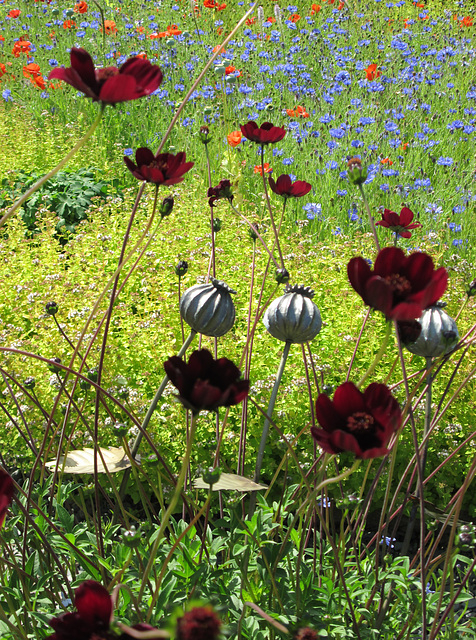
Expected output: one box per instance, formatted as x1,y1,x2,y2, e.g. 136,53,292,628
159,195,174,218
45,301,59,316
122,525,142,548
87,367,99,384
275,268,290,285
199,125,212,144
295,628,318,640
113,422,129,438
24,377,36,390
213,218,222,233
457,524,475,550
204,106,213,116
47,357,62,374
248,223,259,242
202,466,221,486
214,64,226,76
175,260,189,278
322,384,334,396
347,157,368,185
467,278,476,298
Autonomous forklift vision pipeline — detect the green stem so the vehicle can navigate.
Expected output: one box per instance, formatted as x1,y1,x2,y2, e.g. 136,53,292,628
0,106,104,228
261,146,285,268
358,182,380,252
358,321,392,388
138,413,199,602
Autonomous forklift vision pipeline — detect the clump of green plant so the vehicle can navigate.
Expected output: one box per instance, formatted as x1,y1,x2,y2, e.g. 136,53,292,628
0,168,122,239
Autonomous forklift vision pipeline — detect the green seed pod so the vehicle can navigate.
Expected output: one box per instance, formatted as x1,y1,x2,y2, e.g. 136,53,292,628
202,466,221,486
24,377,36,390
264,285,322,344
180,278,236,337
404,302,459,358
47,357,62,374
45,301,59,316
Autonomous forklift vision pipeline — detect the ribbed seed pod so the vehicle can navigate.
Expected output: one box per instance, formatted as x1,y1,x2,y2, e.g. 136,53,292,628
404,302,459,358
264,284,322,344
180,278,236,337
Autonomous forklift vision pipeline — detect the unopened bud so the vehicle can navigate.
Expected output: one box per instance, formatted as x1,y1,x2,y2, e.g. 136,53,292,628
275,268,290,284
202,466,221,486
45,301,59,316
213,218,222,233
199,125,212,144
175,260,188,277
347,157,368,185
159,195,174,218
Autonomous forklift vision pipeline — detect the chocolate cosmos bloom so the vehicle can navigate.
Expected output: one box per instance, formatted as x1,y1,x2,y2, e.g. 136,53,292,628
0,468,14,529
124,149,194,185
176,606,222,640
376,206,422,239
347,247,448,321
207,179,233,206
164,349,249,414
268,174,312,198
311,382,402,459
240,120,286,145
49,48,163,105
47,581,112,640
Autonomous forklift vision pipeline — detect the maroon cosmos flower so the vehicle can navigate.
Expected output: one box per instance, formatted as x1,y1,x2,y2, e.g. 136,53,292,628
376,206,422,239
268,174,312,198
240,120,286,145
163,349,249,415
176,606,222,640
207,179,234,207
48,47,163,105
311,382,402,459
124,149,194,186
0,468,14,529
47,581,113,640
347,247,448,321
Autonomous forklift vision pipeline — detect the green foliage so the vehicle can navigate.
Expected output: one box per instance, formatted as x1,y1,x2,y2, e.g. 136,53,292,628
0,168,122,238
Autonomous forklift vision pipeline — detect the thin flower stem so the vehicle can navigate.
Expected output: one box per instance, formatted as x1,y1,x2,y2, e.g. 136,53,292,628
347,308,371,382
229,201,279,268
357,321,392,388
261,146,285,268
139,413,199,603
358,183,380,252
204,144,216,279
0,106,105,228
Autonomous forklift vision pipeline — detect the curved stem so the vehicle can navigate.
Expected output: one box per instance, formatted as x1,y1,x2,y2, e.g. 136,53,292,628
260,146,285,268
358,183,380,252
358,321,392,388
0,106,105,228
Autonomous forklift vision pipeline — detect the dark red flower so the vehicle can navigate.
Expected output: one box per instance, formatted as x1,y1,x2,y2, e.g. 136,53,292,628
48,47,163,105
240,120,286,145
295,629,319,640
47,581,112,640
0,468,14,529
124,148,194,185
376,206,422,239
268,174,312,198
311,382,402,459
176,606,222,640
207,179,233,206
164,349,249,414
347,247,448,321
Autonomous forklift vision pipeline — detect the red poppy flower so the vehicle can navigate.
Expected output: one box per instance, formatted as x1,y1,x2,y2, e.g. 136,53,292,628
164,349,249,415
124,148,193,186
208,179,233,206
347,247,448,321
311,382,402,459
240,120,286,145
0,469,14,529
365,64,381,81
227,131,242,147
254,163,272,175
48,47,163,105
268,174,312,198
8,9,21,18
376,206,421,239
74,1,88,13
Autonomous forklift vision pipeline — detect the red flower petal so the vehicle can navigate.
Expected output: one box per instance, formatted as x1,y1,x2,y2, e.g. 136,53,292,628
74,581,112,630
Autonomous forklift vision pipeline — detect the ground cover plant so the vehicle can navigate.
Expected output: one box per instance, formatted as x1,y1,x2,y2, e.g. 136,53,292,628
1,0,476,638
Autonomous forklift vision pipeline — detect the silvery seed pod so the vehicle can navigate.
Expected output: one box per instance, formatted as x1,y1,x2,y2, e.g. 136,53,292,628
180,278,236,337
264,284,322,344
404,302,459,358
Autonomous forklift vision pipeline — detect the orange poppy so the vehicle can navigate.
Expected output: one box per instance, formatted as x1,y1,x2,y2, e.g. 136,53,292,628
246,16,256,25
289,13,300,22
401,142,409,151
136,26,145,33
167,24,182,35
212,44,226,54
287,105,310,118
30,75,46,90
310,4,321,14
337,1,344,8
267,16,276,22
215,3,226,10
225,65,235,75
12,37,31,57
73,1,88,13
365,64,381,81
63,19,76,28
461,16,473,27
23,62,41,79
136,52,147,59
102,20,117,34
8,9,21,18
380,157,393,165
227,131,242,147
0,35,5,42
413,1,425,6
204,0,215,6
254,163,272,175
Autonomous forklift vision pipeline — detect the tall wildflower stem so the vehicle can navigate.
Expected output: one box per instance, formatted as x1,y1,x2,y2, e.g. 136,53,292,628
357,321,392,388
139,413,199,602
228,201,279,268
204,143,216,279
261,145,285,268
0,106,105,228
358,183,380,251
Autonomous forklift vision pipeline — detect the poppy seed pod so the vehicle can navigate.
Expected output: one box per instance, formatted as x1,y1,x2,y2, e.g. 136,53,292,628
403,302,459,358
264,284,322,344
180,278,236,337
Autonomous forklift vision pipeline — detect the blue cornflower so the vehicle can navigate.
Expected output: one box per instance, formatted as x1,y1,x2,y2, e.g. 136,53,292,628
337,189,347,196
437,157,454,166
282,157,294,165
303,203,322,220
